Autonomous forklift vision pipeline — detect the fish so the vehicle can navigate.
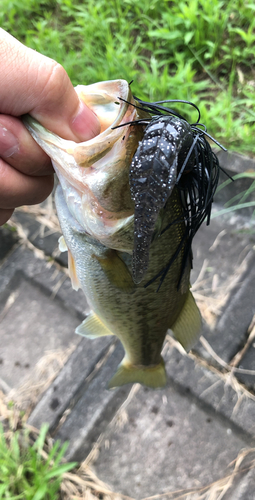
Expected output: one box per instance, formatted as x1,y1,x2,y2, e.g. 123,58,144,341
23,79,221,389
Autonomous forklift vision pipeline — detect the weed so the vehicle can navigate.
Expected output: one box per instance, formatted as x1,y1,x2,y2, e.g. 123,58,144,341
213,171,255,221
0,423,76,499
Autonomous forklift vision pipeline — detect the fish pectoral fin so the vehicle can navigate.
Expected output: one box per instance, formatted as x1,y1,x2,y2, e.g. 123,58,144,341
68,250,81,291
108,357,167,389
75,312,113,339
93,250,135,291
58,235,68,252
59,236,81,291
170,291,202,351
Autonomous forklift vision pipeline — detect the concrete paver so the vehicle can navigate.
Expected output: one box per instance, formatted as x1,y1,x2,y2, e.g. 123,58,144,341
91,383,250,499
0,244,85,392
0,277,81,389
193,250,255,364
190,216,255,365
165,343,255,437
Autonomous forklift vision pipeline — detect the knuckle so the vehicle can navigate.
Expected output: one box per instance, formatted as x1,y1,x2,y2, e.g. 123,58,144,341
39,60,70,105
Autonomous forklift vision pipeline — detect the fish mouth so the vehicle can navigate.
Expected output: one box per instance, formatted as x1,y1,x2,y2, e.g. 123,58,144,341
24,79,138,179
23,80,148,251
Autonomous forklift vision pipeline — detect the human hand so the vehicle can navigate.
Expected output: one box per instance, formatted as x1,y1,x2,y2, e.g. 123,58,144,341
0,29,100,226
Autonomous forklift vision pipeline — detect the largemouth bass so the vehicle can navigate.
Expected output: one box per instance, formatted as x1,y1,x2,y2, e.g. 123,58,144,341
23,79,214,389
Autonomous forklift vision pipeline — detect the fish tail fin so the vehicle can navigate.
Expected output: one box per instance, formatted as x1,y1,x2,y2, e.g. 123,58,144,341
171,290,202,351
108,357,166,389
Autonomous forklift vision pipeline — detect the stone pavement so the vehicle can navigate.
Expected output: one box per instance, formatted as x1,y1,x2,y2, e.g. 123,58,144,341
1,151,255,499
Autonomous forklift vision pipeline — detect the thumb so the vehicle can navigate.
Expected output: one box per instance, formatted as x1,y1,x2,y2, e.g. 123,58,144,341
0,29,100,142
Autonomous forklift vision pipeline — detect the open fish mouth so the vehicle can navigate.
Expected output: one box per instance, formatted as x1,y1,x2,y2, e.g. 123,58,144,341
23,80,148,252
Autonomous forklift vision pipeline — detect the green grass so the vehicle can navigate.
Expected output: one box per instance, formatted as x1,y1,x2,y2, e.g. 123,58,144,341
213,171,255,219
0,423,76,499
1,0,255,154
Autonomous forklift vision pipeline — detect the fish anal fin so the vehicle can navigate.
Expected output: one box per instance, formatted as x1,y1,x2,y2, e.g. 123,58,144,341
108,357,166,389
68,250,81,291
75,312,113,339
93,250,135,291
171,291,202,351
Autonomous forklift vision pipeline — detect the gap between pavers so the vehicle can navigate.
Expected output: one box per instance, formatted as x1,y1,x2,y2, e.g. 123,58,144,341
53,342,130,462
28,337,115,434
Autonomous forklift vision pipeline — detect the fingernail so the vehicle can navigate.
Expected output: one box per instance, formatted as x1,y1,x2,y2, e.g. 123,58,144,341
71,100,100,141
0,124,19,158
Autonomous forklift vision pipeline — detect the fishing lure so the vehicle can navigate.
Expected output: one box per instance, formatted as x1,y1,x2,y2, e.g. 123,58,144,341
113,95,228,288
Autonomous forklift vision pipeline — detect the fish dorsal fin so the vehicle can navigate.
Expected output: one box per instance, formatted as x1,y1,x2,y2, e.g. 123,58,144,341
108,356,166,389
170,290,202,351
76,312,113,339
93,250,135,291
